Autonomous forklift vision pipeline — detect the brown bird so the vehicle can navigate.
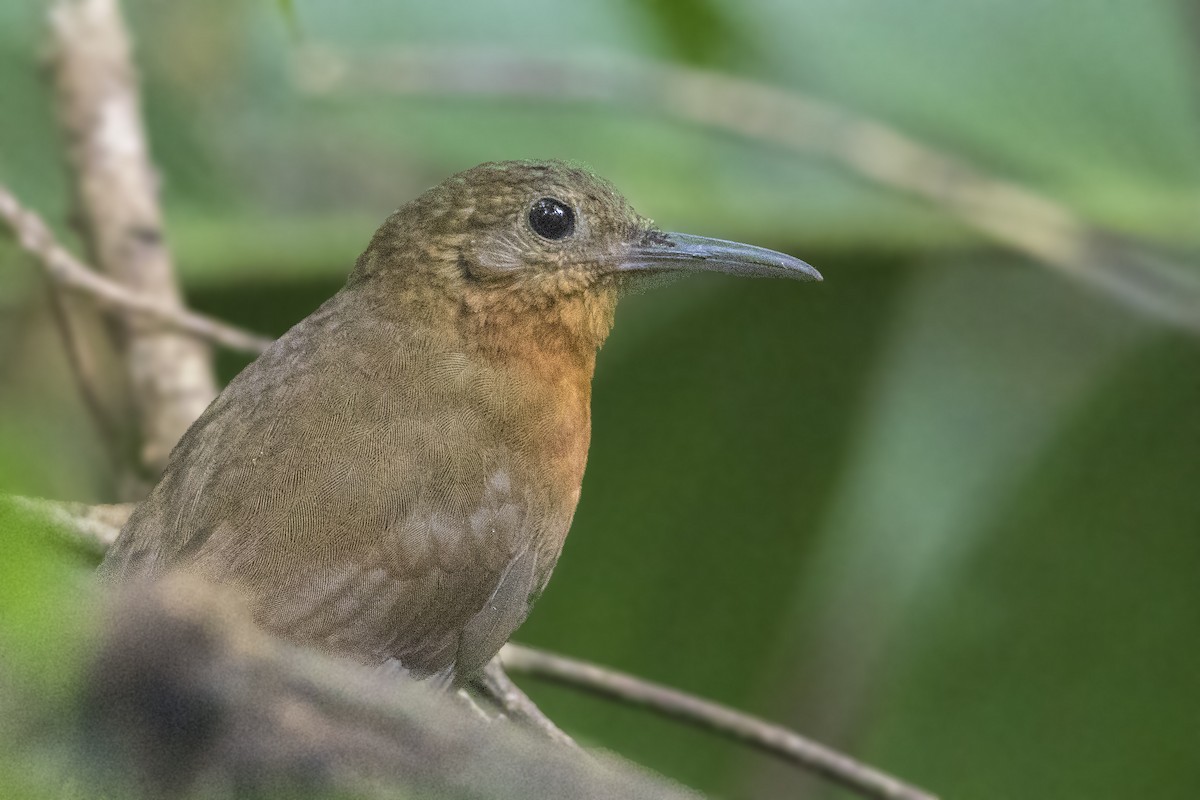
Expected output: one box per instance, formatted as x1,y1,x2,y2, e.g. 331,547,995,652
99,161,820,683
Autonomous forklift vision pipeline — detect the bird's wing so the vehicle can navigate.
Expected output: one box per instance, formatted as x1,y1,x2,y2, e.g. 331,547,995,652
101,293,559,679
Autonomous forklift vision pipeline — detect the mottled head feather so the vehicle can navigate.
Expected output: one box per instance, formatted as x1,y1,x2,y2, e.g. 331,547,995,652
351,160,655,354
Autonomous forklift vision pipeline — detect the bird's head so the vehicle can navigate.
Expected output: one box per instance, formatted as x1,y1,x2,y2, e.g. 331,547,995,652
353,160,820,353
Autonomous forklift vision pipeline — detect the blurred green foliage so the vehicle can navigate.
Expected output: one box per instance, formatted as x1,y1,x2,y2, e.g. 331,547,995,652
1,0,1198,798
0,460,97,800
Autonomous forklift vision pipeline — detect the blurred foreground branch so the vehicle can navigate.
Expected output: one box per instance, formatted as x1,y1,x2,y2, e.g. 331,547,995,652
14,495,939,800
296,46,1200,334
75,575,697,799
0,184,273,355
47,0,216,476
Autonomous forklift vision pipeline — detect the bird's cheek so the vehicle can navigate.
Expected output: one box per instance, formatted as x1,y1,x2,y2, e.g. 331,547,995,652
462,235,525,279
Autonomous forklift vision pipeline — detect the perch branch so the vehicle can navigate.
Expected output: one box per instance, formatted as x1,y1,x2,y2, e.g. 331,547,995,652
501,644,937,800
0,184,273,355
473,657,580,749
295,45,1200,334
48,0,218,475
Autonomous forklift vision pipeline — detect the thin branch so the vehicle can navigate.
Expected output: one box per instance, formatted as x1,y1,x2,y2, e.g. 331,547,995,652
47,0,218,476
8,495,130,558
0,184,272,355
500,644,938,800
296,45,1200,334
44,286,126,465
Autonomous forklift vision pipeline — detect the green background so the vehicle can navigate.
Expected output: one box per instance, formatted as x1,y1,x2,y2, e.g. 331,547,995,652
2,0,1198,797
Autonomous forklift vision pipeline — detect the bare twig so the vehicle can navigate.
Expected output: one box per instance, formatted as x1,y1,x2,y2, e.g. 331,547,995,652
501,644,938,800
47,0,218,475
0,185,273,355
44,286,125,462
296,46,1200,334
7,495,130,558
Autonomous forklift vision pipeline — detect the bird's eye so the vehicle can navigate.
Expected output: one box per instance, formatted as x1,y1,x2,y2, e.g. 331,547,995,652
528,197,575,240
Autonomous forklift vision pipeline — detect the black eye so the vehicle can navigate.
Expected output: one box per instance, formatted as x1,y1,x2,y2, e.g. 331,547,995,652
528,197,575,240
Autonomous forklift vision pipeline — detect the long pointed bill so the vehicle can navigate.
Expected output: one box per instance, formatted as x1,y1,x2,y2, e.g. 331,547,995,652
619,232,822,282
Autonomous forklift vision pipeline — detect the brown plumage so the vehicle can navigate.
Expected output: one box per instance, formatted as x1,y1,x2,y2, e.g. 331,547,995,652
99,161,820,683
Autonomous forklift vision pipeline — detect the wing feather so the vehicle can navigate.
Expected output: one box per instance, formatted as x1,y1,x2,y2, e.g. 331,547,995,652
100,290,554,679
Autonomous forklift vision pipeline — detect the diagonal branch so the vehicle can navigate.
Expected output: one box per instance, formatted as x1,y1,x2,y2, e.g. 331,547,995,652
6,495,130,558
500,644,937,800
0,184,272,355
295,45,1200,335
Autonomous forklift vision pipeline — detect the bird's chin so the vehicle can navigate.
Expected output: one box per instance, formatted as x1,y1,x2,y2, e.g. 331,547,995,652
611,267,688,296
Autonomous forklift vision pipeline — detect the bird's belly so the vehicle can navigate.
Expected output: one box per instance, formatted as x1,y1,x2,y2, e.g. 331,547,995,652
105,343,591,681
191,410,582,677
